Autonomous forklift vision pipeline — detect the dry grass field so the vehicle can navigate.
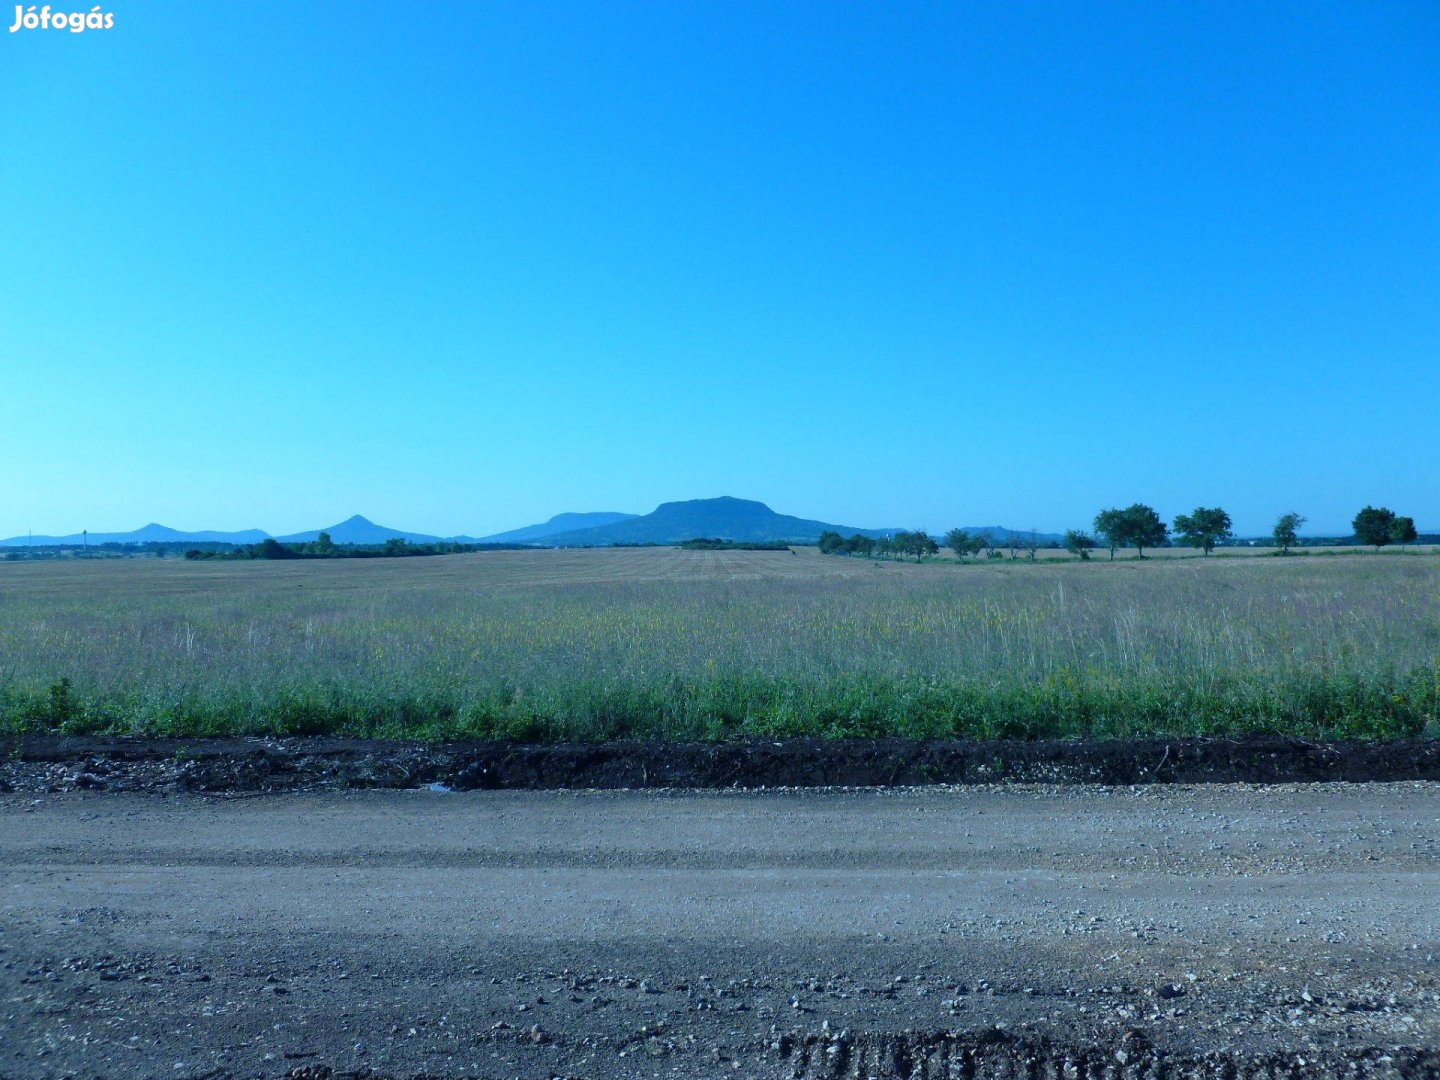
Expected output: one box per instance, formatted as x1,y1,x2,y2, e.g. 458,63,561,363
2,546,1437,741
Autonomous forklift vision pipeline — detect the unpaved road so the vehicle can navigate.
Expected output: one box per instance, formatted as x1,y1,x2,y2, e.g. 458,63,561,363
3,784,1439,1079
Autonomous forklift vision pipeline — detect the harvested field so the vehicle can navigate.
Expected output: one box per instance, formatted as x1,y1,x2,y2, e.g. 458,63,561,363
1,547,1437,741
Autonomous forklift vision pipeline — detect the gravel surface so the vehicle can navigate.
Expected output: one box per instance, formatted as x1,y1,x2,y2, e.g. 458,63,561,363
3,783,1439,1078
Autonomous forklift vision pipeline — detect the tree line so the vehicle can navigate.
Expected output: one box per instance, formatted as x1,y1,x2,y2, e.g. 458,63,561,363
1072,504,1259,558
818,530,941,562
819,504,1421,564
819,529,1057,563
184,534,531,560
1067,504,1418,559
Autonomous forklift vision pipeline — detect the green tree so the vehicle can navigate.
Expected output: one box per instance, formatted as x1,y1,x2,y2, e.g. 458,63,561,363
945,528,976,560
1122,504,1168,558
1352,506,1397,550
1093,508,1125,560
1272,512,1305,555
1172,506,1232,555
1063,529,1096,560
817,530,844,555
1389,516,1418,547
255,538,292,560
893,530,938,562
844,533,875,558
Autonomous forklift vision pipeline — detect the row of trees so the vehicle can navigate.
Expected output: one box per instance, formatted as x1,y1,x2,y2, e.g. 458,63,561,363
818,530,942,561
1277,508,1417,553
1069,504,1418,560
820,528,1051,562
184,533,533,560
823,504,1421,564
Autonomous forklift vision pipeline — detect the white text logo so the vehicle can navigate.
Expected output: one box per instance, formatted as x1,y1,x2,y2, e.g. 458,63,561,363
10,5,114,32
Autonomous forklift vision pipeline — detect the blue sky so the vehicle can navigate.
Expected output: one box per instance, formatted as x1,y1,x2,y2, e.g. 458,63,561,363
2,1,1436,537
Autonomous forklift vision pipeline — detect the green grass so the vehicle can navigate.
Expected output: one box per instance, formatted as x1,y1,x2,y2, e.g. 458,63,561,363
1,548,1437,741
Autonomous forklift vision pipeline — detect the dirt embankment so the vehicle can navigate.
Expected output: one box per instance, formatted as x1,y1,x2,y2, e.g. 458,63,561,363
4,733,1440,794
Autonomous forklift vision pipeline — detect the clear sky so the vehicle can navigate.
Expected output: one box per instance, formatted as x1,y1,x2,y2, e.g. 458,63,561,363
3,2,1436,538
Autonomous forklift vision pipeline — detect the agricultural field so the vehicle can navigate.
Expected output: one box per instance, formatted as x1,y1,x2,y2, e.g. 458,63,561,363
1,546,1437,742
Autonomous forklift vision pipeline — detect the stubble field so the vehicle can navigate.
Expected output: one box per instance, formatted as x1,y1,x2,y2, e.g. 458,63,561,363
1,546,1437,742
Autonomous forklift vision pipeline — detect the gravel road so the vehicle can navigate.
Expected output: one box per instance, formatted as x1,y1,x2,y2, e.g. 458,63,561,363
4,784,1439,1078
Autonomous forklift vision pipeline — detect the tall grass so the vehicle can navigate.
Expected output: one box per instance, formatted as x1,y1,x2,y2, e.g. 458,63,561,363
1,551,1436,741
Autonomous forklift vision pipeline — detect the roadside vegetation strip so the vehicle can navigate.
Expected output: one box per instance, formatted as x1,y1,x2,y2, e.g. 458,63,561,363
6,735,1440,792
0,549,1436,743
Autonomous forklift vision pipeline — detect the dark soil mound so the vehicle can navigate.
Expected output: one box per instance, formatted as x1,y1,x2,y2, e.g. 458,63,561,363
3,734,1439,794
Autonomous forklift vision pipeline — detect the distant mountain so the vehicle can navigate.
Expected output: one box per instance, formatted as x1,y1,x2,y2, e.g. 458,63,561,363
276,515,442,545
1,508,1073,550
538,496,902,546
478,511,639,544
0,523,269,547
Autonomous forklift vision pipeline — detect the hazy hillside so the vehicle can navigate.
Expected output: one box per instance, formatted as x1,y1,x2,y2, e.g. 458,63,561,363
537,496,900,546
1,513,1090,550
480,511,639,545
0,524,270,547
960,526,1066,544
276,515,442,545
